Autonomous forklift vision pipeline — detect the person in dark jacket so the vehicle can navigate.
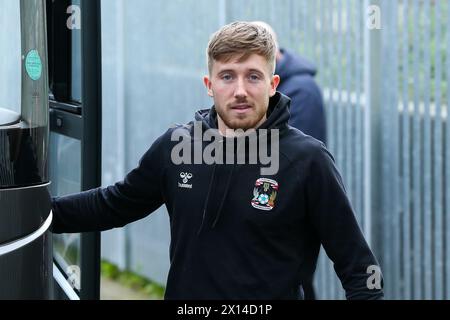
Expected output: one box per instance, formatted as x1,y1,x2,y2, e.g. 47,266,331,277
254,21,326,144
277,49,326,144
51,21,383,300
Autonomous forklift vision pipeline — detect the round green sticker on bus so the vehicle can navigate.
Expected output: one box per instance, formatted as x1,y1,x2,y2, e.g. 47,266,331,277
25,50,42,81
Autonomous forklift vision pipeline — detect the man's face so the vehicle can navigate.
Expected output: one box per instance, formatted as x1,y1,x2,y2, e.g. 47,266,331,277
204,54,280,132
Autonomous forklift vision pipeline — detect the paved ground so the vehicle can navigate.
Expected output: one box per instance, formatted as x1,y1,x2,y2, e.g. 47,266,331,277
100,276,157,300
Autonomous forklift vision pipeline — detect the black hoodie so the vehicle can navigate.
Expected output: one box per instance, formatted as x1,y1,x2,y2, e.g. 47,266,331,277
51,93,383,300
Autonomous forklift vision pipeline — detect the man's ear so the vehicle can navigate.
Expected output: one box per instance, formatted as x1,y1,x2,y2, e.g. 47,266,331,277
203,76,213,97
270,75,281,97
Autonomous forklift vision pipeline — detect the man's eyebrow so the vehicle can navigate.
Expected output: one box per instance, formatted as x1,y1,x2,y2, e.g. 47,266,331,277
217,68,265,75
248,69,264,75
217,69,236,74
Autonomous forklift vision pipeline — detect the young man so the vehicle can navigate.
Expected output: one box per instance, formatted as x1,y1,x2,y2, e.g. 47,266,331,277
51,21,383,300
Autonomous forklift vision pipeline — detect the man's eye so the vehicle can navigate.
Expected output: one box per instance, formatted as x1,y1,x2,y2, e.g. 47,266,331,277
249,74,261,81
221,74,233,81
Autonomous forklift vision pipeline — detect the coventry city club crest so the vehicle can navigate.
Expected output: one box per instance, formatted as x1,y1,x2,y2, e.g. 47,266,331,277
251,178,279,211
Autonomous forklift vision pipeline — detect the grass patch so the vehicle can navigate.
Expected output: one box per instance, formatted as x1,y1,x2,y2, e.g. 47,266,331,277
101,260,165,299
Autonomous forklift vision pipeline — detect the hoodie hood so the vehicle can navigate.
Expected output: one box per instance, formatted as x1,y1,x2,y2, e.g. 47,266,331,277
276,48,317,82
193,92,291,234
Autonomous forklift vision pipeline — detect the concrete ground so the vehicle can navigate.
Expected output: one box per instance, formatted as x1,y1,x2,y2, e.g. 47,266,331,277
100,276,158,300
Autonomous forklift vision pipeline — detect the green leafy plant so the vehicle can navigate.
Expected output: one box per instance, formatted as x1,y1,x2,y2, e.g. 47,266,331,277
101,260,165,299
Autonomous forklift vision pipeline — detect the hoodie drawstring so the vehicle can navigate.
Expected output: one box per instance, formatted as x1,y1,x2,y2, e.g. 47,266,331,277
197,164,217,236
196,163,237,234
211,163,235,228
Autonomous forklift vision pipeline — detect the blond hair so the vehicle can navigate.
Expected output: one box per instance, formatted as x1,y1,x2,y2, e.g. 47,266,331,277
206,21,277,75
252,21,281,53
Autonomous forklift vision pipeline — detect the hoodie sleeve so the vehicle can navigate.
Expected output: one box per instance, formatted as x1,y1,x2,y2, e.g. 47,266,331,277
305,143,384,300
51,134,167,234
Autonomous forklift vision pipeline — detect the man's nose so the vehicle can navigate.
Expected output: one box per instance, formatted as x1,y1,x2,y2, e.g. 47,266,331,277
234,78,247,99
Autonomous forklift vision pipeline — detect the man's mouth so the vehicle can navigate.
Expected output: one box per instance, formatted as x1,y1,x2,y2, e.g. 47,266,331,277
231,104,252,113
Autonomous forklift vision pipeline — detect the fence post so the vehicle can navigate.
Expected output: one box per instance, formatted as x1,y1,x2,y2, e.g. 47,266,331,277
363,0,382,255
